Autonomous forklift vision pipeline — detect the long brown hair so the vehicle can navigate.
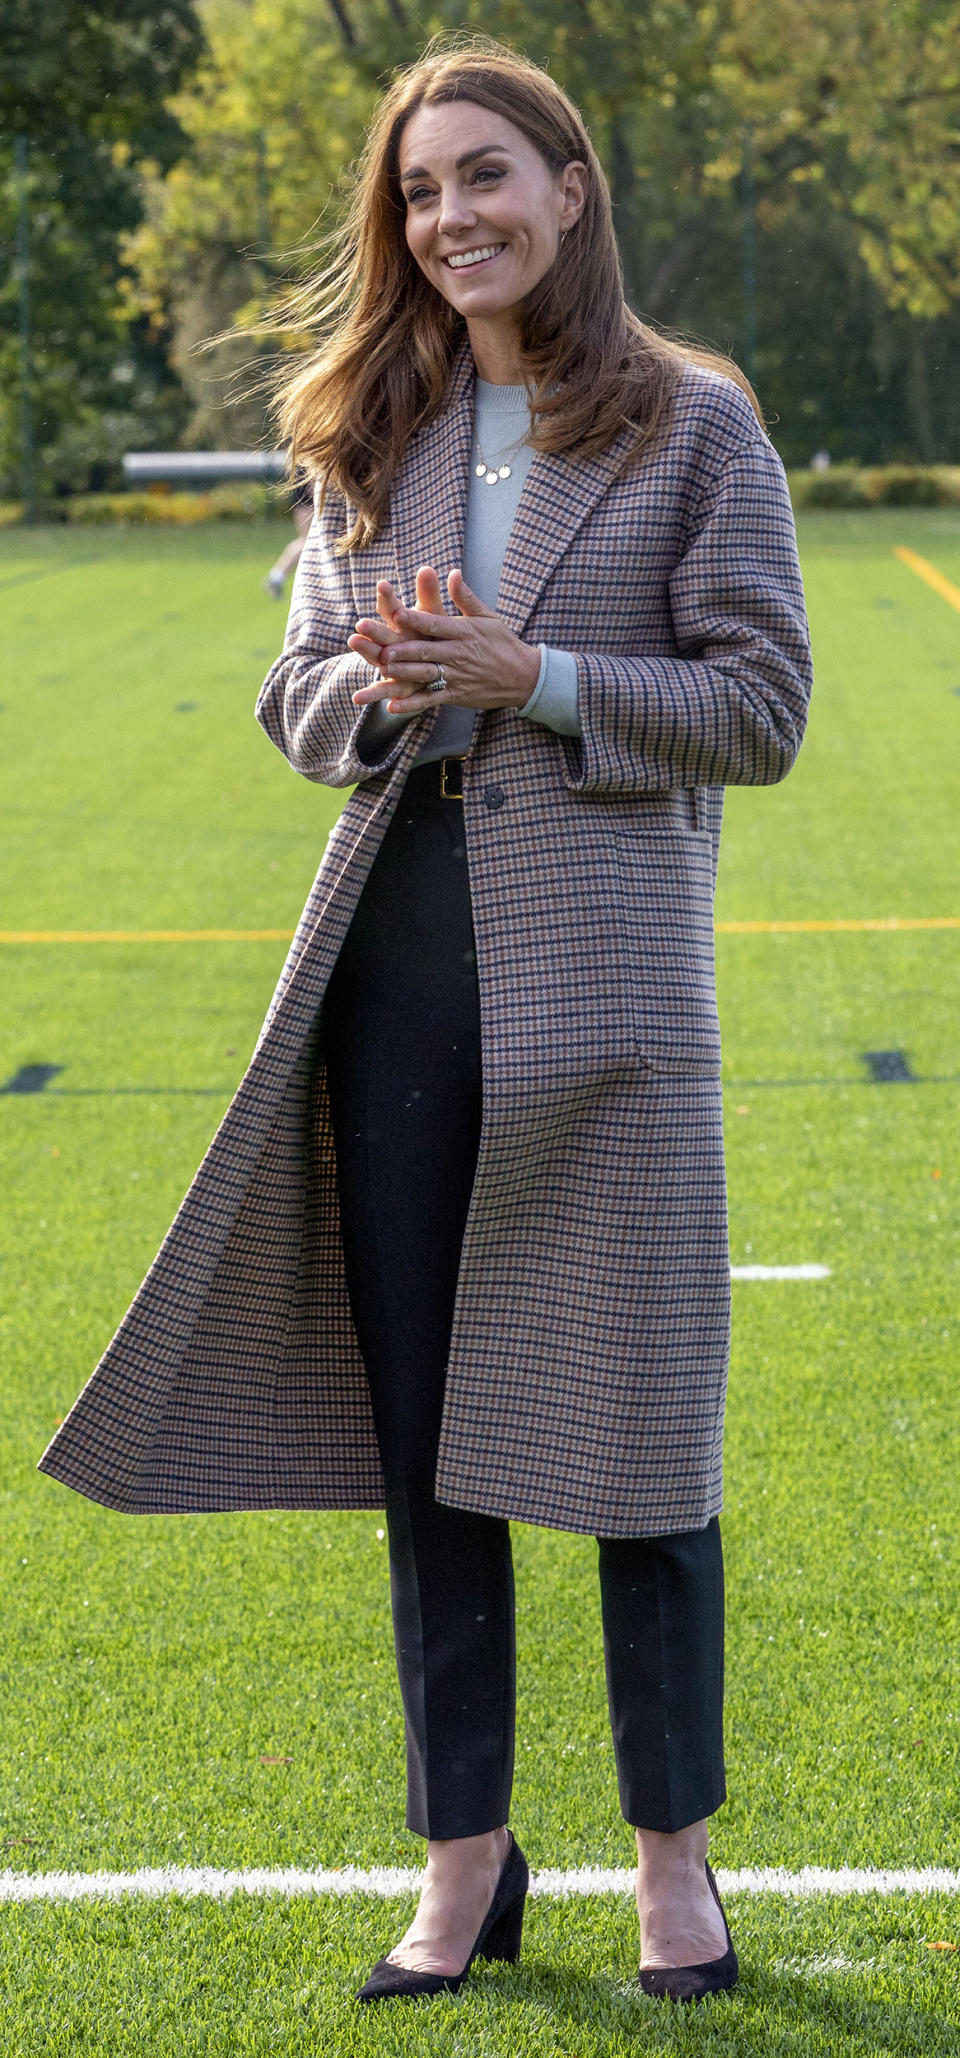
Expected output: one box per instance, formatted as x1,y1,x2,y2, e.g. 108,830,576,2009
272,34,761,552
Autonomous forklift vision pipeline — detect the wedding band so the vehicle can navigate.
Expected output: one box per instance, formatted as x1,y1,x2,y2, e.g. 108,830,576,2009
428,665,448,694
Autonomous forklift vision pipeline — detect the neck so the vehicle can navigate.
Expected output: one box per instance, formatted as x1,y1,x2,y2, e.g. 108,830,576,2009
466,316,527,386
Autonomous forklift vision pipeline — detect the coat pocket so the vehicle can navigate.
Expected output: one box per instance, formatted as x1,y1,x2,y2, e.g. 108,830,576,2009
614,829,722,1073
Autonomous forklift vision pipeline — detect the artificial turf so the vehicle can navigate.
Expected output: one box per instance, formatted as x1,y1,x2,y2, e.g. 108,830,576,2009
1,513,958,2053
2,1892,960,2056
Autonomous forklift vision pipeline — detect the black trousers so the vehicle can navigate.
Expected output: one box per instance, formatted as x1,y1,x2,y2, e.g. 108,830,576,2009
321,762,726,1839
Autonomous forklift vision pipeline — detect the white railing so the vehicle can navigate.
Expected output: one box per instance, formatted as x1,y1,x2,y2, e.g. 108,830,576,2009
122,451,287,484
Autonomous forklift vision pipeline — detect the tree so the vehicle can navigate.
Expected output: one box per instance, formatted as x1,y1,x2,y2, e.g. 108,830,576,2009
16,0,960,476
125,0,383,448
705,0,960,320
0,0,204,499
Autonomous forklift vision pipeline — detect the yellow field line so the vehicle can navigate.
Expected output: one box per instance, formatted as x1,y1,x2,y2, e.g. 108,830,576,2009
716,917,959,933
0,919,957,943
893,544,960,613
0,929,291,943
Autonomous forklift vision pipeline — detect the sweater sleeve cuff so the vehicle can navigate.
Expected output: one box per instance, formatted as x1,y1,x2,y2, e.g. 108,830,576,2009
355,697,418,766
516,645,581,737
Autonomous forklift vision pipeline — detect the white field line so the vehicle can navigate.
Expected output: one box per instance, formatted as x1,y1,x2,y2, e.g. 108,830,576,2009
1,1865,958,1906
730,1264,831,1281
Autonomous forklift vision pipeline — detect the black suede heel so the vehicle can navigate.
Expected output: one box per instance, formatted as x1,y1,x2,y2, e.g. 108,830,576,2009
357,1833,529,2002
637,1860,739,2004
475,1888,525,1963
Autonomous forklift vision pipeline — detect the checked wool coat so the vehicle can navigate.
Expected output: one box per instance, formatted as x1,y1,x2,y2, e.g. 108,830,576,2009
40,346,812,1536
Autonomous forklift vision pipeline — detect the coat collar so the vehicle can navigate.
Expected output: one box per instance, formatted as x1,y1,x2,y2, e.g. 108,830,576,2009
392,339,636,636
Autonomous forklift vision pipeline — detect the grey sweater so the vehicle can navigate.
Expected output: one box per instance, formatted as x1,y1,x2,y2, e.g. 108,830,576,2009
357,377,580,768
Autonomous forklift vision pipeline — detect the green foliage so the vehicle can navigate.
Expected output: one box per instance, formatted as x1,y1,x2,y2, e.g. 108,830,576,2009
37,483,280,524
0,0,204,151
706,0,960,321
864,465,959,507
790,470,882,510
4,2,960,482
125,0,383,448
126,1,960,465
790,465,960,508
0,0,204,498
0,143,193,498
3,466,960,527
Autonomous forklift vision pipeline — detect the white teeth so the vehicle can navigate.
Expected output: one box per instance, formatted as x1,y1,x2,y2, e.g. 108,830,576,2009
445,245,505,269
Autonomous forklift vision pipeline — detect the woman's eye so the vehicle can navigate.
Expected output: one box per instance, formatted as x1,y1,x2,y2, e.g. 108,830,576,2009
404,166,503,207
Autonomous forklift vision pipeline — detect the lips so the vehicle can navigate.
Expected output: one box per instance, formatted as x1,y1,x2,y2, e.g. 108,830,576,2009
442,243,506,271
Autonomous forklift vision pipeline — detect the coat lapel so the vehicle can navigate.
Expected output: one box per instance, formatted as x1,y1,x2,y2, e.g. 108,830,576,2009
496,429,638,637
391,341,475,607
390,343,637,638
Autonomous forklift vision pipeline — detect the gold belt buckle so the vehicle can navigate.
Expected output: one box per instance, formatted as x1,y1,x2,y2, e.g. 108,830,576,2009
440,756,464,800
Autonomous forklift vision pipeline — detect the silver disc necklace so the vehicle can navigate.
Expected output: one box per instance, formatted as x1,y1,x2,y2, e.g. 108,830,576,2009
474,426,529,485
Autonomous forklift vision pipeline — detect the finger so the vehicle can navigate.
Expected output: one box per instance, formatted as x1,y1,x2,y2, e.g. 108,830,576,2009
382,640,455,669
352,664,436,704
384,689,444,715
348,634,396,667
352,616,400,647
375,578,406,630
392,606,456,638
387,670,442,695
448,568,496,616
415,564,445,613
349,632,395,663
378,677,436,708
351,678,401,705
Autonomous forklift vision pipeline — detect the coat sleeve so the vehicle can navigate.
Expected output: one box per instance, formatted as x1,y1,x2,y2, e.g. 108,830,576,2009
561,432,813,796
255,486,416,787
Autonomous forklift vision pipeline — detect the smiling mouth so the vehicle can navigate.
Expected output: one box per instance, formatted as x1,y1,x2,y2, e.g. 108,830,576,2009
443,244,506,271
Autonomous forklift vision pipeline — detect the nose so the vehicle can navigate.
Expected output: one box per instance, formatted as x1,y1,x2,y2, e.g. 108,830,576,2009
437,185,478,238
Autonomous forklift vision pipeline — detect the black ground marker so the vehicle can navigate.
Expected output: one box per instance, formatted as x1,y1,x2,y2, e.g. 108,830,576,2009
175,701,199,712
1,1064,65,1095
0,558,90,594
862,1049,917,1083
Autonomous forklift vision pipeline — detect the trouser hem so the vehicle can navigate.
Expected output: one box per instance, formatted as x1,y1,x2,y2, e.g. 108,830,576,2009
619,1777,728,1834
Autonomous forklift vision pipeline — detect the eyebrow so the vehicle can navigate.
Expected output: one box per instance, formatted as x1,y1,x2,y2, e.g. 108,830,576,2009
398,143,512,185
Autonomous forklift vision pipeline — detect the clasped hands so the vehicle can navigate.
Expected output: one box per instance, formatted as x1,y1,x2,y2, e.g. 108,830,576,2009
348,565,540,715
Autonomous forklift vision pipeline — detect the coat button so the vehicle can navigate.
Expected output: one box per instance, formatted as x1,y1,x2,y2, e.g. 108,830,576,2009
483,784,505,812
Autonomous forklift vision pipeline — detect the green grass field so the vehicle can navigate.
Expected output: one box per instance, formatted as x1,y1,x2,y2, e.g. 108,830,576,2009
1,514,959,2054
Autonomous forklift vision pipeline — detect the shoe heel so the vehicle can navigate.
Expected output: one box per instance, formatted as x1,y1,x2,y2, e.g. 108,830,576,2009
477,1895,525,1964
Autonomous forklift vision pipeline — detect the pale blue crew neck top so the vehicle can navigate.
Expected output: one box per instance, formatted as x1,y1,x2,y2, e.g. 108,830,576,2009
356,376,579,769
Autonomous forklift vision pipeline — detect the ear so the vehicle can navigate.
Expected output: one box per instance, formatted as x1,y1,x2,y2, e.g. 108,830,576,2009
558,161,588,230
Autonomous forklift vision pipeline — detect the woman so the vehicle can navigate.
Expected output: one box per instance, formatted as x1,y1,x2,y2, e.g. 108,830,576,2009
40,38,812,2005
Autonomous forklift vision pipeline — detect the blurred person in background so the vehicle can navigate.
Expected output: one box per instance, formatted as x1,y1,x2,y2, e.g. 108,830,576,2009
263,472,314,597
41,35,812,2007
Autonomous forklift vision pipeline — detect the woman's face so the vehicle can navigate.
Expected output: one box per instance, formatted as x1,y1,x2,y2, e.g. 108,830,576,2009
397,100,586,326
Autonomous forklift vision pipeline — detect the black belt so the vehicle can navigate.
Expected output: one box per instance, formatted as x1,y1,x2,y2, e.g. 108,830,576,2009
405,756,465,802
